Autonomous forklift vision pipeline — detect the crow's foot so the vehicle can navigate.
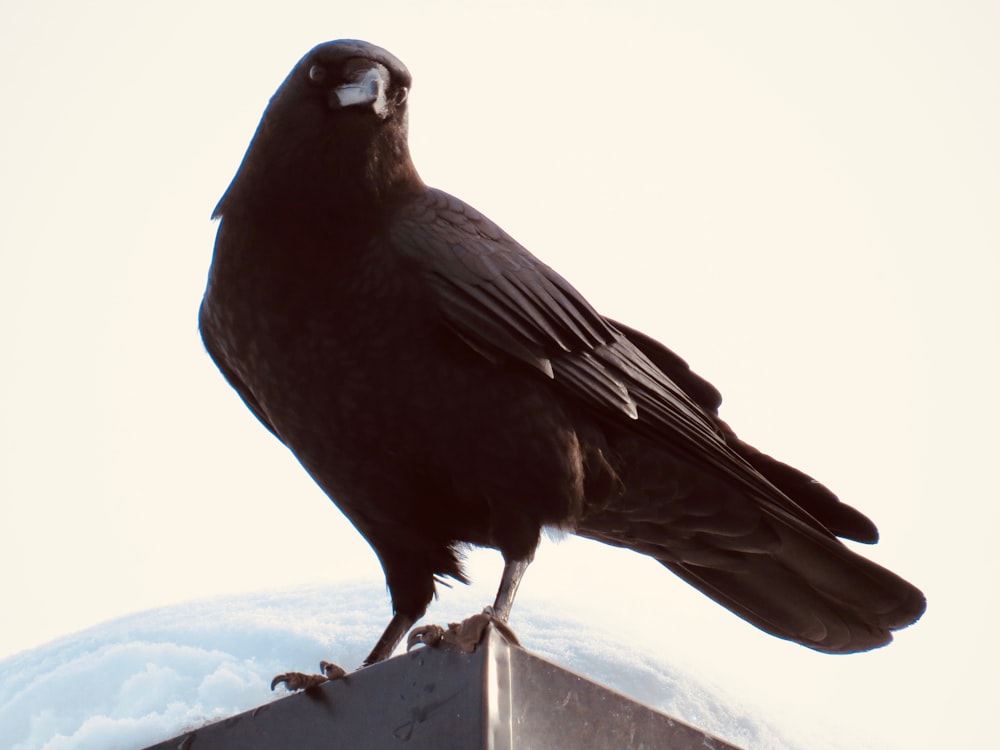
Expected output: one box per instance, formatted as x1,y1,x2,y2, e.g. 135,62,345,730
270,660,346,692
406,609,520,655
407,623,446,650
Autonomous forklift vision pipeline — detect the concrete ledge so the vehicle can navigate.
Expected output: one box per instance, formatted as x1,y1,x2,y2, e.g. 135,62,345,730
142,625,740,749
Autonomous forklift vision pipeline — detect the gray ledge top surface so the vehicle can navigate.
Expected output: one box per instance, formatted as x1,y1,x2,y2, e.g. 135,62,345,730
143,624,740,750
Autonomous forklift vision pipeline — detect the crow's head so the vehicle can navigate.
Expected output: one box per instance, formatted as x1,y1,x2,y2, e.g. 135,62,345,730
215,40,419,219
283,40,412,123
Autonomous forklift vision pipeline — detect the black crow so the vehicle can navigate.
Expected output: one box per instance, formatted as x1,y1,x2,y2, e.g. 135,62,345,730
200,39,925,686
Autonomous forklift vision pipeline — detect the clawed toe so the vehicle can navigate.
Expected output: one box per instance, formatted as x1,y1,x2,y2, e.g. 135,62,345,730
407,623,445,651
270,671,327,692
270,660,347,692
320,660,347,680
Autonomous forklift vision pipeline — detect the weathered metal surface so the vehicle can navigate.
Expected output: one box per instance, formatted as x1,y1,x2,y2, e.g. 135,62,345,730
142,625,740,749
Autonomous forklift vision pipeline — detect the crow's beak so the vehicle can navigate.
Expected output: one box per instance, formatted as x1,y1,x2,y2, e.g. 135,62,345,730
329,64,390,118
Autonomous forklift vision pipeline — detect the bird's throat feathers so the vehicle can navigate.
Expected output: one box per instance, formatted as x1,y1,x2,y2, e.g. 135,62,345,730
214,98,422,224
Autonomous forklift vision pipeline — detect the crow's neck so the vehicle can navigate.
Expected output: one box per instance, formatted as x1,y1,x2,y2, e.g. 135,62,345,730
325,121,423,213
224,120,424,228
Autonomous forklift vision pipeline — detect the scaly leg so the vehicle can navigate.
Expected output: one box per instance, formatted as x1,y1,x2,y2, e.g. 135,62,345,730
364,611,416,665
490,557,531,622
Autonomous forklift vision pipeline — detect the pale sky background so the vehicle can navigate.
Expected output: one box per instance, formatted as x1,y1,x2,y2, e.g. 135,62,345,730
1,1,998,748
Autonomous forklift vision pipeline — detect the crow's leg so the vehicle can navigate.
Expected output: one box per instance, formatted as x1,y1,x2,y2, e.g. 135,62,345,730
364,611,416,665
489,557,531,622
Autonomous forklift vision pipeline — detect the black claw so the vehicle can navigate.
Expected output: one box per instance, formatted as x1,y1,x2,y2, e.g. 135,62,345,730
407,624,445,651
271,664,345,692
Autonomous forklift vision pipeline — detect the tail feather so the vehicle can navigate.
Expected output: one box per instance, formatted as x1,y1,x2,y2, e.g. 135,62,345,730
660,520,925,652
577,440,925,653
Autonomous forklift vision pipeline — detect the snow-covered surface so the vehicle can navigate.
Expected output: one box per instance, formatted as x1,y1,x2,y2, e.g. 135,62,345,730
0,584,809,750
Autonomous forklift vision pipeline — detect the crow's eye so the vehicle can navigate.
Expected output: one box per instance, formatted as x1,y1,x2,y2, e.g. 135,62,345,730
308,64,327,84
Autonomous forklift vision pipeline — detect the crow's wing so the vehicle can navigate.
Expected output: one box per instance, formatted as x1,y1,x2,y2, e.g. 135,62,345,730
611,318,878,542
391,189,833,531
607,319,723,413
